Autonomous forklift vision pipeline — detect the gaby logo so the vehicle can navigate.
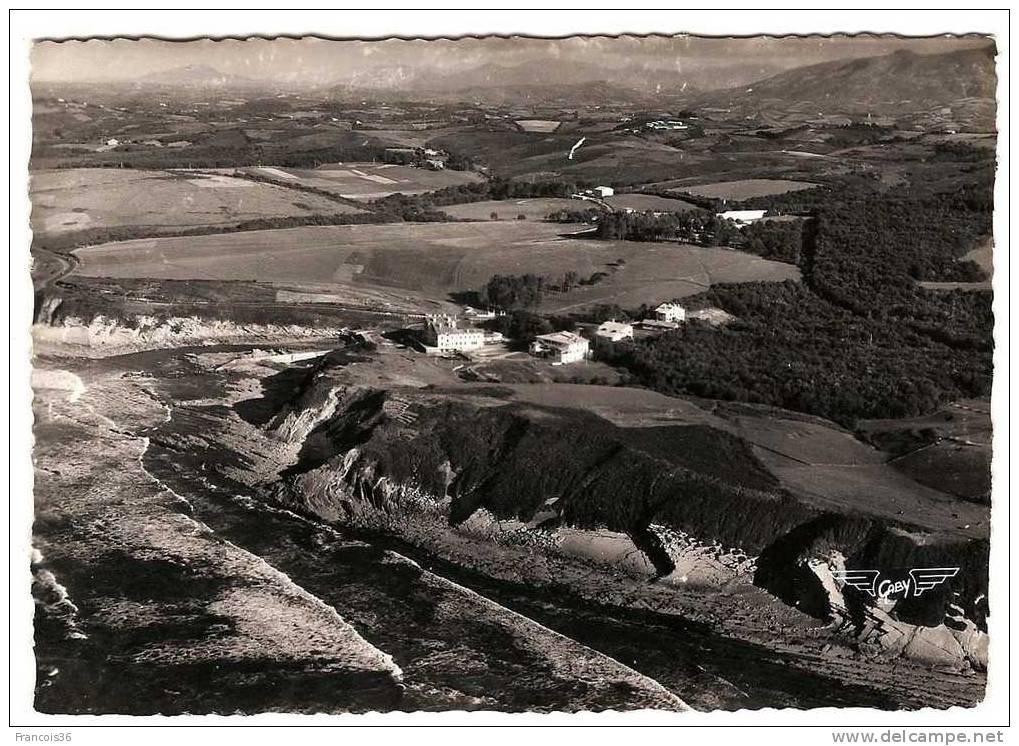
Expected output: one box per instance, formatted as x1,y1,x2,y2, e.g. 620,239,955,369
832,567,960,600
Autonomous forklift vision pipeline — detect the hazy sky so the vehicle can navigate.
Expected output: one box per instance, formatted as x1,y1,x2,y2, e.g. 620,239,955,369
31,34,993,90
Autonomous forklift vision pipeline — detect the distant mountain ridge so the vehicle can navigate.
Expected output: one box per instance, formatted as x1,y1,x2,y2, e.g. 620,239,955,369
137,64,262,90
108,46,996,122
691,47,996,119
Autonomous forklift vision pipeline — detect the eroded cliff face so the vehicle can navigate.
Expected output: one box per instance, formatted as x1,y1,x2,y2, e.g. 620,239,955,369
32,314,349,355
261,378,989,670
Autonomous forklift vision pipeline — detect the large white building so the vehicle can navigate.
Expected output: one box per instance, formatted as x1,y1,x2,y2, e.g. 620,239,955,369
718,209,767,225
592,185,614,198
654,302,686,323
530,331,590,364
422,314,484,352
595,320,634,342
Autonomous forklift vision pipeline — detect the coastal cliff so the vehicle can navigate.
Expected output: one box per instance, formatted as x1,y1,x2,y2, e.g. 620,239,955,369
258,375,989,671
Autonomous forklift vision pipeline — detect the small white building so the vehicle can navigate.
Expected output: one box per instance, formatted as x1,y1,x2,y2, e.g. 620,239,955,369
718,209,767,225
462,306,499,321
595,320,634,342
104,138,120,147
593,185,615,198
423,314,484,352
654,302,686,323
530,331,590,365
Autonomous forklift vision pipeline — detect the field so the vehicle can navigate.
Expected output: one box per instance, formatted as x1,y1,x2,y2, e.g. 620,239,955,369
707,402,988,541
441,198,585,221
72,221,799,310
240,163,485,199
30,168,361,234
605,194,704,213
428,130,710,183
856,399,991,503
516,120,561,133
675,179,819,200
424,383,986,540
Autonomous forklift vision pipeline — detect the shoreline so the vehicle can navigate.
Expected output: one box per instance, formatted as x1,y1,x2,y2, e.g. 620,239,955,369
31,342,691,713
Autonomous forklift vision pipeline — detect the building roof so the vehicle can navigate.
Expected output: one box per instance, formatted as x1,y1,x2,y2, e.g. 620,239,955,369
655,302,685,312
425,314,480,336
535,330,588,347
719,209,767,222
597,321,633,334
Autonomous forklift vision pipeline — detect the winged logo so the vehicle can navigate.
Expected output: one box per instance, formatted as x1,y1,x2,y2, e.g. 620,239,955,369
908,567,960,597
831,567,959,599
831,569,880,597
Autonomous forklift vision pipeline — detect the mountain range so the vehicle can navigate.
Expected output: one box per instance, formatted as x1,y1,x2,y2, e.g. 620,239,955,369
136,64,263,91
91,46,998,121
691,47,996,116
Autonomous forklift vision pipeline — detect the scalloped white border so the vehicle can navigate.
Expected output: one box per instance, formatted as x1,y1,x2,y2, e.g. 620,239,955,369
7,7,1011,736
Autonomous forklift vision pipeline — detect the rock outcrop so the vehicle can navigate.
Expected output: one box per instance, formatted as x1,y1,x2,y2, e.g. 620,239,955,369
258,377,990,671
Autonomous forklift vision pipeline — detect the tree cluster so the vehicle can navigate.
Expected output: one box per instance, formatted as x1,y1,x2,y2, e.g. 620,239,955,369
599,174,995,425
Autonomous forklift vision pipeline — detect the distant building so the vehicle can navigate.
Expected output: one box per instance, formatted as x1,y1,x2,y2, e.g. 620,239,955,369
104,138,120,147
422,314,484,352
462,306,499,321
595,320,634,342
718,209,767,225
530,331,590,364
647,119,689,131
572,185,615,202
654,303,686,323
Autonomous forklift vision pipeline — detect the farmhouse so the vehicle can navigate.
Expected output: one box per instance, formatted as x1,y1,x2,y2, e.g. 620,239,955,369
530,331,590,365
718,209,767,225
595,320,634,342
571,185,615,202
654,302,686,323
422,314,484,352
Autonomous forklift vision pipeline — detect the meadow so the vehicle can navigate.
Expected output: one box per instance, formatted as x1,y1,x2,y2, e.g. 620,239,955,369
30,168,360,234
604,193,704,213
240,163,485,199
441,197,584,221
515,120,562,133
677,179,820,200
73,220,799,309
